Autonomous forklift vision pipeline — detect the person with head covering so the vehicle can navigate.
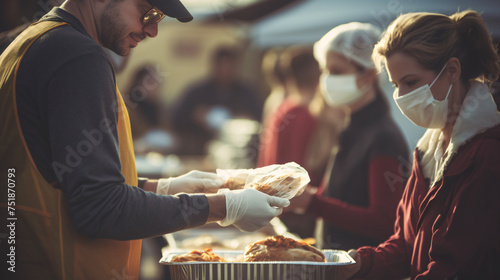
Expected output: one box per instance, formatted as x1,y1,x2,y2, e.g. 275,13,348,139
337,10,500,280
287,22,409,250
0,0,289,278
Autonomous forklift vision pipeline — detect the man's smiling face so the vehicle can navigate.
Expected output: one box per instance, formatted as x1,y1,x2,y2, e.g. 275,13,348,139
99,0,159,56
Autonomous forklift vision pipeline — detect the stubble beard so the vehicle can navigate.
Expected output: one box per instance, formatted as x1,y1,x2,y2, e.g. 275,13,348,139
99,5,129,56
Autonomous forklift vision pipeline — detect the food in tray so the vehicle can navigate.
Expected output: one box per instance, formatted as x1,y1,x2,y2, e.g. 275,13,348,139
249,174,297,197
171,248,227,263
243,236,326,262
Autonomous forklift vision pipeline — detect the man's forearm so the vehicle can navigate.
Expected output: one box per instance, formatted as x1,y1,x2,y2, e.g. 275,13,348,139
206,193,226,223
141,179,227,223
142,179,158,193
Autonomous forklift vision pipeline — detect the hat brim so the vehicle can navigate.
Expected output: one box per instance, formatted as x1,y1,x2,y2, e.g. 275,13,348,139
148,0,193,23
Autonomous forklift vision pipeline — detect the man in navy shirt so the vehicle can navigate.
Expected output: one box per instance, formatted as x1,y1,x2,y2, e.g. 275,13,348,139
0,0,288,278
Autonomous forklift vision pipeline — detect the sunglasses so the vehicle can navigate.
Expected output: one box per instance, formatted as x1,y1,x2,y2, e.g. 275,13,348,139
142,7,166,25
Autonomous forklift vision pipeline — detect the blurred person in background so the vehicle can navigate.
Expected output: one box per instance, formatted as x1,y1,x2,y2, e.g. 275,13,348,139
287,22,409,251
303,89,348,189
260,47,290,124
124,64,173,280
258,48,323,186
338,10,500,280
125,64,180,156
171,46,262,155
0,0,289,278
126,64,170,139
257,48,322,238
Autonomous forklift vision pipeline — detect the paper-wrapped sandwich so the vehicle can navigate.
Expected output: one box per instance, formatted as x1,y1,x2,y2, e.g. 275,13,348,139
217,162,310,199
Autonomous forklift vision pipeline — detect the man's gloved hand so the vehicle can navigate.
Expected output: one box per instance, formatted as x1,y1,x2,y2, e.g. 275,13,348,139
218,189,290,232
157,170,223,195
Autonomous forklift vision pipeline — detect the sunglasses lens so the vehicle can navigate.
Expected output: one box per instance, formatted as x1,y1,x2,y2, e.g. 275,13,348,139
143,9,165,24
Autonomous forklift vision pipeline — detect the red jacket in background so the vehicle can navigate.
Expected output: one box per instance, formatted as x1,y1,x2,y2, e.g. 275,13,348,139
355,125,500,279
258,98,322,185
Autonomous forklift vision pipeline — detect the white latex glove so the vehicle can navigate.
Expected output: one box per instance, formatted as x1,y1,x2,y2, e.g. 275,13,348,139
218,189,290,232
157,170,223,195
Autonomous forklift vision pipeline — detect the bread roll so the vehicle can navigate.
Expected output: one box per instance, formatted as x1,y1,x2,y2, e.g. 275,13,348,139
244,236,325,262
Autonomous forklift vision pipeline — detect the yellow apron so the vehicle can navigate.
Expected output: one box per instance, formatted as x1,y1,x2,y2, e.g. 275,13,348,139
0,20,141,279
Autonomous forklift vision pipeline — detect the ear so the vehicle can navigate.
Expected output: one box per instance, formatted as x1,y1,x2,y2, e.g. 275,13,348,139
446,57,461,83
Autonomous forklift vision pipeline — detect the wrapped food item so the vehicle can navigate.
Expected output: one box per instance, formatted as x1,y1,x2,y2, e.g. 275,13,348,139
171,248,227,263
217,162,310,199
244,236,325,262
219,170,249,190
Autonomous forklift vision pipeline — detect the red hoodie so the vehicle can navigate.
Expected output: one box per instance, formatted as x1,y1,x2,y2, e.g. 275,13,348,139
355,125,500,279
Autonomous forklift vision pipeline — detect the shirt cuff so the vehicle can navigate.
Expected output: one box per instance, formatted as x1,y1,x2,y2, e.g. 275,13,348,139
353,246,374,278
137,177,148,189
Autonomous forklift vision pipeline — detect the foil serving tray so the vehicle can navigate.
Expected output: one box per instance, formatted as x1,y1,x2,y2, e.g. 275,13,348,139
160,249,355,280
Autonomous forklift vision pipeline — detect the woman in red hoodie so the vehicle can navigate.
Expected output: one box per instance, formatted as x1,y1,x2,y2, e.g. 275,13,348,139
341,10,500,280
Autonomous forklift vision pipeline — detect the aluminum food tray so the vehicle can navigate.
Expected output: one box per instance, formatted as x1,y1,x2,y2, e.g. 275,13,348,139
160,249,355,280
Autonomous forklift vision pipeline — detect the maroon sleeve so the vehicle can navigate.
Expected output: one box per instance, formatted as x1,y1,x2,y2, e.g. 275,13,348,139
275,107,316,165
414,141,500,279
257,106,281,167
257,104,316,168
354,200,411,280
352,159,416,280
354,139,500,279
308,155,404,240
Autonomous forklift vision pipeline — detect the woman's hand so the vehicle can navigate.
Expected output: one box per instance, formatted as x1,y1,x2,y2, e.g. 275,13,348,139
284,185,317,214
337,249,362,279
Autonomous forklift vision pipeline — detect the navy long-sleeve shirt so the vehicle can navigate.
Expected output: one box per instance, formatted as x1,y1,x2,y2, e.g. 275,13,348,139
15,8,209,240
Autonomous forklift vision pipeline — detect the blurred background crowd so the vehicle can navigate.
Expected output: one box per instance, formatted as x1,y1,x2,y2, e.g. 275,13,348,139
2,0,500,279
2,0,498,169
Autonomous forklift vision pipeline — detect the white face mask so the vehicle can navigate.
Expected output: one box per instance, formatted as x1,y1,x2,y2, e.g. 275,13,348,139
394,64,453,129
320,74,367,106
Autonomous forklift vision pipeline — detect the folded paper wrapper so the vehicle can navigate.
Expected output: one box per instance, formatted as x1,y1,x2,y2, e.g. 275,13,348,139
216,162,311,199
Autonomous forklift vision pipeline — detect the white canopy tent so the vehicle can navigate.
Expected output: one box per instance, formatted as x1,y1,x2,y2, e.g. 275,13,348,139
251,0,500,47
249,0,500,151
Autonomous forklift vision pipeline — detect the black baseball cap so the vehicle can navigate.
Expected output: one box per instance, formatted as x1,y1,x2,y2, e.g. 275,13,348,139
148,0,193,22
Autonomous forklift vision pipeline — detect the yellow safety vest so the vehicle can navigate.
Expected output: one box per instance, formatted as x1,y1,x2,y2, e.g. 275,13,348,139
0,20,141,279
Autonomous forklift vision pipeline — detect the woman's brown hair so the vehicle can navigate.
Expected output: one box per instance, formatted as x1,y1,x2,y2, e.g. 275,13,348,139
373,10,500,84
